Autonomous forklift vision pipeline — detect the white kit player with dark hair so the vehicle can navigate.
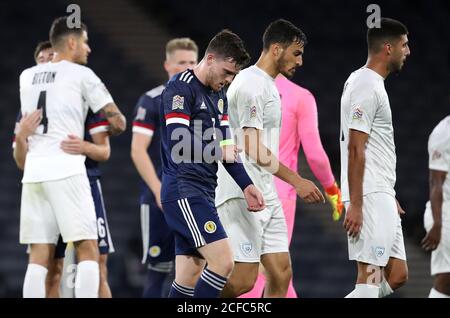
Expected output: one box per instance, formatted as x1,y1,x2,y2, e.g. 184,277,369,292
422,115,450,298
16,16,126,298
341,18,410,298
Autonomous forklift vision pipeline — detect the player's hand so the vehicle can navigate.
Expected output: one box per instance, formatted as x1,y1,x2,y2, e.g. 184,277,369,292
221,144,240,163
343,204,363,238
325,182,344,221
295,177,325,204
395,198,406,216
421,224,441,251
16,110,42,140
243,184,265,212
61,134,86,155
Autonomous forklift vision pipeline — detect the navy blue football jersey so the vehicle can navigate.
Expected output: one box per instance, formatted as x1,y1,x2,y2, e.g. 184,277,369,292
160,69,230,203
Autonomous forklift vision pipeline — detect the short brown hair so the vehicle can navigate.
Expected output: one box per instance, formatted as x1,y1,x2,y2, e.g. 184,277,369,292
166,38,198,57
34,41,52,61
205,30,251,69
49,16,87,49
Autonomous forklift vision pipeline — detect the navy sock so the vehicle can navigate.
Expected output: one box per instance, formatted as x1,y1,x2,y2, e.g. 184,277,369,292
168,281,194,298
142,268,170,298
194,268,227,298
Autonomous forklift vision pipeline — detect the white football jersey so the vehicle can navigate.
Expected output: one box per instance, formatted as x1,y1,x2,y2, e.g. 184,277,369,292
19,60,113,183
340,67,396,201
428,116,450,203
215,65,281,206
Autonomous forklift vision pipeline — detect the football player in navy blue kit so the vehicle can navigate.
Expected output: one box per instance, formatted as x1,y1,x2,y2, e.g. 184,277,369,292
160,30,265,298
131,38,198,297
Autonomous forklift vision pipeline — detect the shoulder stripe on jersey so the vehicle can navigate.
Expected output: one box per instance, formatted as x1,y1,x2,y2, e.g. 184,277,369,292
186,75,194,83
179,71,189,82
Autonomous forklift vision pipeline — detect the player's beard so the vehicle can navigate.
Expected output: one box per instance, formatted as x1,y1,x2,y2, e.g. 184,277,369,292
277,54,297,79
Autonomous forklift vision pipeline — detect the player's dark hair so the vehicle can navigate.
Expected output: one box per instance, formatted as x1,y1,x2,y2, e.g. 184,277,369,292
205,29,251,69
367,18,408,54
34,41,52,61
49,16,87,49
263,19,307,50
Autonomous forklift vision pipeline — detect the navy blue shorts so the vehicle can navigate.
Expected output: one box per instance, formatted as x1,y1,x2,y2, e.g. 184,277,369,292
140,196,175,265
162,196,227,257
54,177,114,258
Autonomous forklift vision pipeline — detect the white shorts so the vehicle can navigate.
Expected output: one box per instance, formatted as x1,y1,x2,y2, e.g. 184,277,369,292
20,174,98,244
424,201,450,275
217,198,289,262
345,192,406,267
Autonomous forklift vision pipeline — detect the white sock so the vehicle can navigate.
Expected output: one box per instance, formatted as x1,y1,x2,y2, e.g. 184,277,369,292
378,278,394,298
23,264,48,298
429,288,450,298
352,284,379,298
75,261,99,298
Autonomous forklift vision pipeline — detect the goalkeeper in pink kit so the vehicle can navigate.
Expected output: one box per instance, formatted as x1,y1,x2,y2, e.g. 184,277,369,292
241,75,343,298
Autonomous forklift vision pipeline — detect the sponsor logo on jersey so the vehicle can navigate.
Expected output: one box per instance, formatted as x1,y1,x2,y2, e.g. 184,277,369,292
352,106,363,120
99,239,108,247
135,106,147,121
250,105,257,118
172,95,185,110
217,99,224,113
200,100,207,110
204,221,217,234
432,150,442,161
149,245,161,257
374,246,385,258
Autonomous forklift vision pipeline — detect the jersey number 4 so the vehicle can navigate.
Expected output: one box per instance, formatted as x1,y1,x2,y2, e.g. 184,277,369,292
37,91,49,134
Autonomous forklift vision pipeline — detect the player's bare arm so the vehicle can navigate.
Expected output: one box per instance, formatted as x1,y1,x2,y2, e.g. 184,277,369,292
131,132,162,209
422,169,446,251
100,103,126,136
13,110,42,170
60,132,110,162
343,129,367,238
242,126,324,203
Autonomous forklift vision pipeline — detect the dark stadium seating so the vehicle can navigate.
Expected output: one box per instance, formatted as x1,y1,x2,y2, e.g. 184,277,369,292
0,0,448,297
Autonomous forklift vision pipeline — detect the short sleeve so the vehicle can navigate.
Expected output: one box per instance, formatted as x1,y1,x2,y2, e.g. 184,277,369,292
428,129,450,172
86,110,109,136
81,68,114,113
347,86,378,134
230,86,264,130
132,94,159,137
161,81,193,126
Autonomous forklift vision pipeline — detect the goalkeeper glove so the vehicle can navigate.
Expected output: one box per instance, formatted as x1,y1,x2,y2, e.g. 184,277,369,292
325,182,344,221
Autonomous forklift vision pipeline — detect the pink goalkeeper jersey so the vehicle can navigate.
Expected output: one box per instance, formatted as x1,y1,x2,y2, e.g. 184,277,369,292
275,76,335,200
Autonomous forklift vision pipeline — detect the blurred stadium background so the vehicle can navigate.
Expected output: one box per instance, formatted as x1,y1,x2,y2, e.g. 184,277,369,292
0,0,448,297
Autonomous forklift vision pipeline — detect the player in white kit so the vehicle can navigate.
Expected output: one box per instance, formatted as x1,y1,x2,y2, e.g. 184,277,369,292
341,18,410,298
17,17,126,298
422,115,450,298
216,19,324,298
